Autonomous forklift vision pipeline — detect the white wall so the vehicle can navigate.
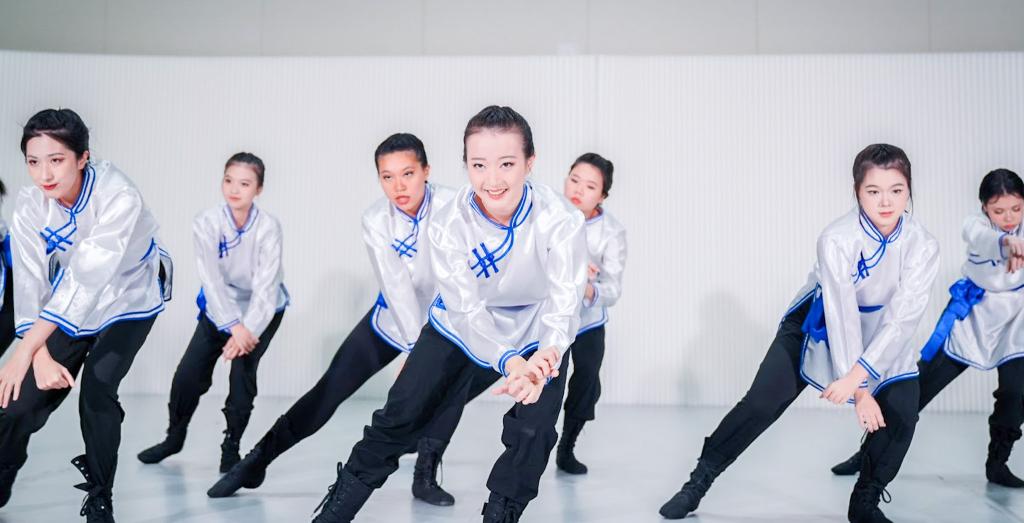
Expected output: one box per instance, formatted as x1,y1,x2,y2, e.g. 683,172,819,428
1,0,1024,56
0,50,1021,414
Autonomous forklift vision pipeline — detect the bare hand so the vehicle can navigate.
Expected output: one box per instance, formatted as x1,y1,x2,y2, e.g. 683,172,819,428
584,283,595,303
32,348,75,391
229,324,259,353
222,337,243,361
0,350,33,408
821,375,860,405
587,263,600,281
854,393,886,432
1008,254,1024,274
492,374,545,404
493,356,546,404
525,347,561,380
1005,236,1024,258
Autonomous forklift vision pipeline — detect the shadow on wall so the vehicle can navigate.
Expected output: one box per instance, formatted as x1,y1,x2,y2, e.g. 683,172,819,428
306,265,408,401
309,265,379,370
676,290,775,408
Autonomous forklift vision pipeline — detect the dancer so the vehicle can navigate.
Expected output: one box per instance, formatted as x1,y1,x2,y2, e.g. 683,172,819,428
209,133,493,506
310,106,588,523
0,178,17,358
555,153,627,475
0,108,172,522
830,168,1024,489
138,152,288,474
659,144,939,523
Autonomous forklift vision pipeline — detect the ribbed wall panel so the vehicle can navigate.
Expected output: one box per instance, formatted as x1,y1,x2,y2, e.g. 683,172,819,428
596,53,1024,411
0,51,1020,412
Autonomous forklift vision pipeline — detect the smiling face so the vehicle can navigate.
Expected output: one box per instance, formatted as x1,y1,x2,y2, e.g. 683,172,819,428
984,193,1024,233
564,162,605,218
465,129,534,225
222,163,262,212
857,167,910,236
24,134,88,207
377,150,430,216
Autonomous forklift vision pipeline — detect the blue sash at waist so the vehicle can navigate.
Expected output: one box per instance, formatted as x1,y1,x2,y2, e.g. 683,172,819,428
920,278,985,362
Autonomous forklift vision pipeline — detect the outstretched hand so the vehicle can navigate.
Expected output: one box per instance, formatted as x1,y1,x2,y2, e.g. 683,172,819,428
854,392,886,433
493,354,550,405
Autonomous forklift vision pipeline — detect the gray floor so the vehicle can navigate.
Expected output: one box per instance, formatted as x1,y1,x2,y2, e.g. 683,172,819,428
1,394,1022,522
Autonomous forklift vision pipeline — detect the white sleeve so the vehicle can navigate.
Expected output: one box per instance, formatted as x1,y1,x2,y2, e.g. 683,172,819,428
429,220,517,375
816,234,866,379
588,225,627,308
193,217,243,330
536,216,585,368
11,192,50,335
962,214,1007,261
859,238,940,378
537,215,588,362
362,215,423,348
39,190,143,334
240,219,285,337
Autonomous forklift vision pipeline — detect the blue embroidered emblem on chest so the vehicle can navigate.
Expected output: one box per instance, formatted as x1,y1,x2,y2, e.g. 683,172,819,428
392,220,421,259
392,234,418,258
217,236,233,258
219,206,258,258
41,216,77,255
853,210,903,283
391,185,432,259
467,185,533,279
38,164,96,255
470,240,504,278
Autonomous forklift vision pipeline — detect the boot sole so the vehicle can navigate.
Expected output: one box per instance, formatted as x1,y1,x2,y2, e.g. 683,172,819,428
138,451,180,464
208,471,265,498
557,469,588,475
987,478,1024,488
658,506,693,520
412,486,455,506
414,496,454,507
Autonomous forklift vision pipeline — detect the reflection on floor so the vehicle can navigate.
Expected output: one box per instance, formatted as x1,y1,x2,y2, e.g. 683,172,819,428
2,395,1021,522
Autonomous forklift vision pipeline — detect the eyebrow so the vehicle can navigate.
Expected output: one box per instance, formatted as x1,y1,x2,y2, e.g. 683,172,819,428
380,167,412,175
26,152,65,159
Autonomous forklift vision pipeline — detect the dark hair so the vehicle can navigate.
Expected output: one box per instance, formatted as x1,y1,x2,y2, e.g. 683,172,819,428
18,108,92,199
20,108,90,159
462,105,535,162
225,152,265,187
374,133,428,170
571,152,614,197
979,168,1024,205
852,143,912,197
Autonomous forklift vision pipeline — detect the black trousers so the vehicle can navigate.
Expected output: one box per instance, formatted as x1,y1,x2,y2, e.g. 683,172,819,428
0,267,15,359
563,326,605,422
917,350,1024,435
0,317,155,494
702,300,919,486
259,308,497,462
344,323,570,505
166,312,284,437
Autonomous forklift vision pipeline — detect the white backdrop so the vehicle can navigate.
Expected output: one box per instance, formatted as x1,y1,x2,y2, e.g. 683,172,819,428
0,50,1021,412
